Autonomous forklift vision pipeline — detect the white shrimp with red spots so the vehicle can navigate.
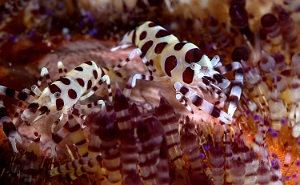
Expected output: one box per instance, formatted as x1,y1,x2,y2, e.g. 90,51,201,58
111,21,243,124
0,60,117,154
20,61,113,125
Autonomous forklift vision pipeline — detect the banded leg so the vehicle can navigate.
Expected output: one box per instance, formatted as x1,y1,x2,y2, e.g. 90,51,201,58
113,48,154,75
0,97,22,153
110,29,136,51
31,61,67,97
175,92,194,114
13,101,26,126
30,85,42,97
192,57,230,91
212,89,227,109
71,100,106,122
215,62,244,117
123,74,168,97
0,86,35,125
174,82,232,124
43,114,88,158
0,85,34,102
51,113,64,133
37,67,52,87
28,66,53,98
43,116,69,157
210,55,222,67
79,100,106,110
190,63,229,108
44,100,105,157
79,75,112,102
15,87,48,126
57,61,68,78
201,76,228,108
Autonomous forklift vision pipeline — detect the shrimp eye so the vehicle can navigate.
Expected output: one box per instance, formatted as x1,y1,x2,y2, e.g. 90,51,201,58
54,92,61,98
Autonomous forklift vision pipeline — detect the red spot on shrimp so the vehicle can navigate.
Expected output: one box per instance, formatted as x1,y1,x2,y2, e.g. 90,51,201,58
182,67,194,84
76,78,85,87
174,42,186,51
85,61,93,65
185,48,203,63
49,84,61,93
56,98,64,111
141,40,153,56
140,31,147,40
57,78,70,85
68,89,77,99
155,29,170,38
93,70,98,79
148,22,156,27
154,42,168,54
165,55,177,77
